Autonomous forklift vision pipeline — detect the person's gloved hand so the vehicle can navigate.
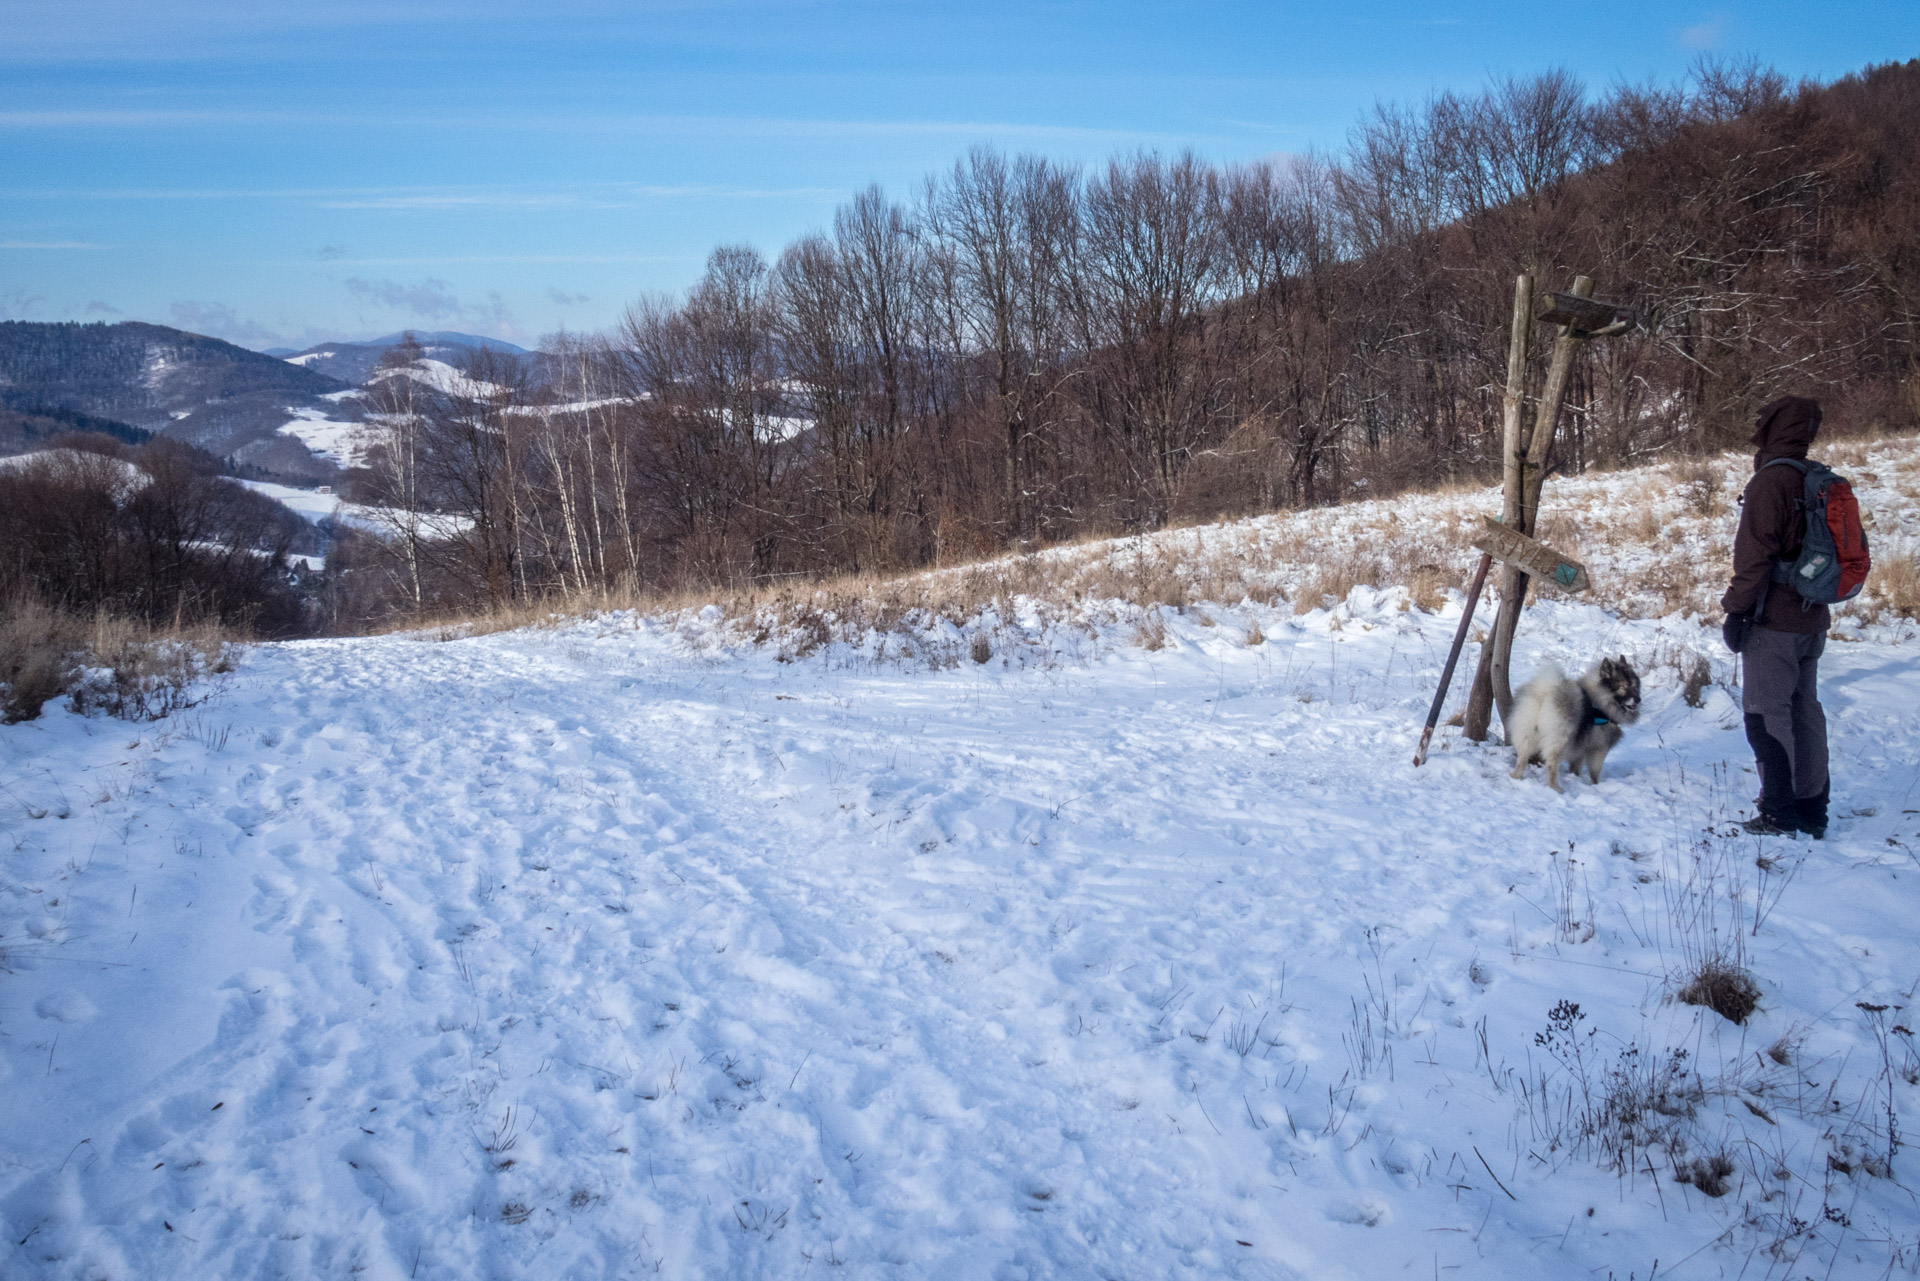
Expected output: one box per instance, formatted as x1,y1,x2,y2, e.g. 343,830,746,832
1721,610,1753,654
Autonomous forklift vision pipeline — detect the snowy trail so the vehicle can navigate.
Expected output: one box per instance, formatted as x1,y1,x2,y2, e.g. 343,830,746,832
4,596,1919,1279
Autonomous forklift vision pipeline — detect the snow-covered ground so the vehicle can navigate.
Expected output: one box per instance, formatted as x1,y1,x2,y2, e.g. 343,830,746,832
273,360,513,471
238,480,474,564
274,405,375,471
239,479,345,525
4,453,1920,1280
375,359,508,400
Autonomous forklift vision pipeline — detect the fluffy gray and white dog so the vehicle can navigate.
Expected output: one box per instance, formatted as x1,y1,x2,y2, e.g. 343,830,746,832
1508,656,1642,791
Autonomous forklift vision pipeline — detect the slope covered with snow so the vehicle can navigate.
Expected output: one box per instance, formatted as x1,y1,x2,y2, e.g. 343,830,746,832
4,442,1919,1280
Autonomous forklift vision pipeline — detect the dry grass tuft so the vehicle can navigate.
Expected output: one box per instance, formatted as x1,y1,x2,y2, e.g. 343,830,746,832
1681,655,1713,708
1,595,78,723
69,615,232,721
1673,1152,1736,1197
1134,608,1168,651
1678,959,1761,1025
1858,550,1920,623
0,597,233,723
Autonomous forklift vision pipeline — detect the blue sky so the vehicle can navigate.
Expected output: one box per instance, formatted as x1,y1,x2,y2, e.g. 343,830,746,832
3,1,1915,351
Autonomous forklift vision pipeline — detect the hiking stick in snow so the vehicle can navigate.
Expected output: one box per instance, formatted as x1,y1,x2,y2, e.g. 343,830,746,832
1413,550,1493,767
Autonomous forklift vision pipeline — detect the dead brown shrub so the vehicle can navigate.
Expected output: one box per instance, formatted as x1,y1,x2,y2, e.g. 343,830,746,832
1670,456,1728,517
1678,960,1761,1025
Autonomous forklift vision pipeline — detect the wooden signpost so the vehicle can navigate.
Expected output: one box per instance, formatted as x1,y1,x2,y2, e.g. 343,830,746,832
1412,270,1634,767
1471,517,1590,593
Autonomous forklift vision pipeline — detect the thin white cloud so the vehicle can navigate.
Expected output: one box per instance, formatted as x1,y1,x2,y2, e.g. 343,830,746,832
4,184,363,200
1217,119,1308,138
2,0,634,63
317,254,687,266
0,290,49,319
170,300,284,346
630,184,842,200
345,277,465,320
0,108,1194,146
0,109,295,126
317,194,601,211
7,182,849,208
1680,15,1729,49
342,276,520,337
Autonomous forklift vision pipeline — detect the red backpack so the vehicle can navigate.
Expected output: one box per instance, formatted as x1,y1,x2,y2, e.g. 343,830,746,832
1763,458,1871,612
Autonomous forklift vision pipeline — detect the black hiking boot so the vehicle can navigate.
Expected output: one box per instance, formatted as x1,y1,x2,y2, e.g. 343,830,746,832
1794,791,1829,841
1741,814,1797,837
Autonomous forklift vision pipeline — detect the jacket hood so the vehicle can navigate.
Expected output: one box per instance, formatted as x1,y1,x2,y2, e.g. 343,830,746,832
1750,395,1822,466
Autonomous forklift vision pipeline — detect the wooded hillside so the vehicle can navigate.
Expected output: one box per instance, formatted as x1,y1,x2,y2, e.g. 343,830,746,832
328,58,1919,622
0,322,348,427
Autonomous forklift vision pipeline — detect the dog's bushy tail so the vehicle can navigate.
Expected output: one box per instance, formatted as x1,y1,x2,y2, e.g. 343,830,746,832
1520,661,1566,695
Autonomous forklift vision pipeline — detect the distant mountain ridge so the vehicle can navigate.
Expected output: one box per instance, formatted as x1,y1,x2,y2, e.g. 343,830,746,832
0,320,353,480
271,331,530,386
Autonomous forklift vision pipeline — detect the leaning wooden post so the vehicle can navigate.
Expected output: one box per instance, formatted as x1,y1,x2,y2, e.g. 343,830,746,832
1499,273,1537,531
1437,277,1634,759
1488,274,1593,732
1517,275,1594,532
1465,274,1595,741
1413,550,1493,766
1462,271,1535,741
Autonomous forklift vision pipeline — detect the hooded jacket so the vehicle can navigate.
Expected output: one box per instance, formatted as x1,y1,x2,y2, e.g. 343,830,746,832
1721,396,1829,634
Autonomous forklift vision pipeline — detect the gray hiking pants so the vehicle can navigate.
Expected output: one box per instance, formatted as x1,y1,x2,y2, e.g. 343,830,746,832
1741,626,1829,827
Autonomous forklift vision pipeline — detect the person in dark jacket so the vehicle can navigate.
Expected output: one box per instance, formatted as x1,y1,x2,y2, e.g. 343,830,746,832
1720,395,1829,838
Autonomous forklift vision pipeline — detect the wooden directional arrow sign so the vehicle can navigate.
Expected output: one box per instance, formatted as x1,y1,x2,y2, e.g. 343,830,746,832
1470,516,1592,594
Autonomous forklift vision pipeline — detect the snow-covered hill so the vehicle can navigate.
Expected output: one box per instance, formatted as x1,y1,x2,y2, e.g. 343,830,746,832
274,333,530,388
3,441,1919,1279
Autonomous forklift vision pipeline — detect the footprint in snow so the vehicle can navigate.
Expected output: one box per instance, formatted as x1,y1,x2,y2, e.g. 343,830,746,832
1325,1192,1390,1227
36,990,97,1023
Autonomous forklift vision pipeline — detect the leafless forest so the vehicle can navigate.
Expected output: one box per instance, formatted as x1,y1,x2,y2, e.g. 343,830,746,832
329,59,1918,625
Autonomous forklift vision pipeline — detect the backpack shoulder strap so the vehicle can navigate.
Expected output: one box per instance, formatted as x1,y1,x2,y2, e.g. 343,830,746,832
1761,457,1813,475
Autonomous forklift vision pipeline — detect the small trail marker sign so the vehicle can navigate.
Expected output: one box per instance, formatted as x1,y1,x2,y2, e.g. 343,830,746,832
1470,516,1591,594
